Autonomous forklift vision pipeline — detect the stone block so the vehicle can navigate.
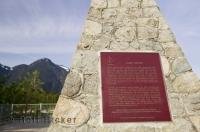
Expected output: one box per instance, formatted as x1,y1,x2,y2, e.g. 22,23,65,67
173,72,200,93
84,20,102,35
61,70,83,97
142,0,157,7
137,27,158,40
113,126,137,132
182,92,200,115
139,40,155,50
71,51,99,74
117,7,143,19
115,17,136,27
128,7,143,18
158,29,175,42
168,94,185,117
162,118,195,132
79,33,95,50
121,0,140,8
172,57,192,75
102,23,115,37
88,7,102,22
110,41,130,50
108,0,120,8
96,127,114,132
52,97,90,127
83,74,99,95
143,7,161,18
130,41,140,49
114,27,136,42
161,56,170,76
165,78,175,93
91,35,111,51
161,42,178,49
136,18,159,28
153,44,164,55
91,0,107,9
159,17,170,30
189,116,200,131
48,124,76,132
78,94,100,124
102,8,117,24
165,46,184,58
76,125,89,132
136,126,156,132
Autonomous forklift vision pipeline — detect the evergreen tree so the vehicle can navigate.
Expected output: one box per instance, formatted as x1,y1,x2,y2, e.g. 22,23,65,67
0,70,59,104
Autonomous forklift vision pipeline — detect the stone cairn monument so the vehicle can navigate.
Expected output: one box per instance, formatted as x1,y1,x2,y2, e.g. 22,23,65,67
48,0,200,131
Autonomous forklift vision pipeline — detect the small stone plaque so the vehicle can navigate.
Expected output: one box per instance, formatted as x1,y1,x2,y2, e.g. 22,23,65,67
100,52,171,123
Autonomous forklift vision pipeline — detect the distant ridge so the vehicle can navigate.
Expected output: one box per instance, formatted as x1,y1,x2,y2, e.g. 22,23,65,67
0,58,68,93
0,63,11,78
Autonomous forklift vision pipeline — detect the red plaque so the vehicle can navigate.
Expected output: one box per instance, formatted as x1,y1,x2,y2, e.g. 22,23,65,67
100,52,171,123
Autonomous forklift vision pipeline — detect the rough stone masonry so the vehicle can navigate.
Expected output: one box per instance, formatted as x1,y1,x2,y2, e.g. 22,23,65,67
48,0,200,131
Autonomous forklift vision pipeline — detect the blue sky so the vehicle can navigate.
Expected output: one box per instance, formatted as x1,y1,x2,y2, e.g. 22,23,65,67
0,0,90,67
0,0,199,76
157,0,200,77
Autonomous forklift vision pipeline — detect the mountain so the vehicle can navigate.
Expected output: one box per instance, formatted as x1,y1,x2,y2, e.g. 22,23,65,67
1,58,68,93
0,63,11,78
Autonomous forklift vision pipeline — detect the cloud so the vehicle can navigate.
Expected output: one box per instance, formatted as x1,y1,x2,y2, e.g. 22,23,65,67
0,17,83,41
0,41,76,54
0,17,82,54
0,0,90,54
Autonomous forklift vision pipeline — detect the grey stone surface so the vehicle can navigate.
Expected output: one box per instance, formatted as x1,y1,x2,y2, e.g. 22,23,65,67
61,70,83,97
165,46,184,58
189,116,200,132
161,56,170,76
49,0,200,131
172,72,200,93
71,51,99,74
84,20,102,35
182,92,200,115
168,94,185,117
52,97,90,127
172,57,192,75
162,118,196,132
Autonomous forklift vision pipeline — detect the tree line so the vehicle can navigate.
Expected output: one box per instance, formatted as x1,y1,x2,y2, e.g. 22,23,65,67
0,70,59,104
